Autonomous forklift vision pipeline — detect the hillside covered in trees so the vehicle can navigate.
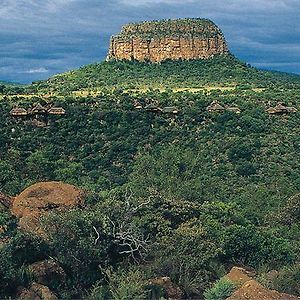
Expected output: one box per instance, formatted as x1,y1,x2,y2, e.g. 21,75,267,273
25,55,300,95
1,49,300,300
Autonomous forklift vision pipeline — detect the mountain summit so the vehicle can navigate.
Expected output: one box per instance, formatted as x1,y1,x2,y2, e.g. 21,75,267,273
107,18,229,63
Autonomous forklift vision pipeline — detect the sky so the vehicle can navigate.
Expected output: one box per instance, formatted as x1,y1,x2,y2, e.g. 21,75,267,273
0,0,300,83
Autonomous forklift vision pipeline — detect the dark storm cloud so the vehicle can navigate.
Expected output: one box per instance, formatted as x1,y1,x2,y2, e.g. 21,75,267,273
0,0,299,83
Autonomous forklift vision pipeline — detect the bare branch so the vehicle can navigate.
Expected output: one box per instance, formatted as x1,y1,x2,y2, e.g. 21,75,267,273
93,226,100,245
100,191,155,261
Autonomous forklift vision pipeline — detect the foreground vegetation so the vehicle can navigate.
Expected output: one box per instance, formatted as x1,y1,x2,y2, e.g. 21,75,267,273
1,59,300,299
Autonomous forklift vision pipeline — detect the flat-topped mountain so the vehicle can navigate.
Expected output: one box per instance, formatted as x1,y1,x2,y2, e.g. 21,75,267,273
107,18,229,62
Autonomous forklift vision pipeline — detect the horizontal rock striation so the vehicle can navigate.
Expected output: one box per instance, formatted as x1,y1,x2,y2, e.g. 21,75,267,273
107,18,229,63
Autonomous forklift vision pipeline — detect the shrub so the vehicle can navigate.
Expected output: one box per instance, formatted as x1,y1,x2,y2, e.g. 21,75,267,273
204,278,235,300
222,225,295,268
270,265,300,296
151,220,222,297
105,268,146,300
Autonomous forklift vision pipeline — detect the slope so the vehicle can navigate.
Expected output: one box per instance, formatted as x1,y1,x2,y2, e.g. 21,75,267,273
29,55,300,94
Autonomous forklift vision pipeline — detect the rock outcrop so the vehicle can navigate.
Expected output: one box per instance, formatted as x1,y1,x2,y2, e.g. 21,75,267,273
108,18,229,63
148,277,183,300
11,181,85,234
225,267,300,300
225,266,256,287
29,259,66,287
227,280,300,300
18,283,58,300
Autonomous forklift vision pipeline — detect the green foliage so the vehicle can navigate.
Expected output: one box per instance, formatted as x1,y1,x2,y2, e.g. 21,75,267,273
1,58,300,299
151,219,222,296
204,278,235,300
28,56,300,94
104,268,147,300
0,232,49,297
222,225,295,268
41,209,115,293
116,18,221,40
268,265,300,296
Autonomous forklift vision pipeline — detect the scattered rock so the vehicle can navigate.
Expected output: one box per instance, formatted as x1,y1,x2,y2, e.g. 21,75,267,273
29,259,66,286
18,283,58,300
148,276,183,300
11,181,85,234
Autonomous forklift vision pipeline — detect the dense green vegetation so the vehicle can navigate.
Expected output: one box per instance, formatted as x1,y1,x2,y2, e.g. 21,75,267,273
1,59,300,299
0,81,26,95
29,56,300,94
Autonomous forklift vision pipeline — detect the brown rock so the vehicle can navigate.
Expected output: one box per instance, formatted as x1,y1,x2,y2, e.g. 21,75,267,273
18,283,58,300
225,267,255,287
29,259,66,286
226,279,300,300
108,18,229,63
11,181,85,234
148,277,183,300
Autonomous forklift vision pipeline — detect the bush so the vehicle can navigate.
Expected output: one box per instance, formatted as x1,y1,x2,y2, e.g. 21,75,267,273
222,225,295,268
204,278,235,300
0,232,48,298
270,265,300,296
104,268,146,300
150,220,222,297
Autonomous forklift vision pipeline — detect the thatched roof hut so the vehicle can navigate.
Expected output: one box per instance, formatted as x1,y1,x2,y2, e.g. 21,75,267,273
31,103,47,114
145,104,162,113
133,101,143,109
48,107,66,115
10,108,28,117
267,103,297,114
207,101,225,112
227,107,241,114
274,103,288,113
266,107,278,114
286,106,298,113
31,119,48,128
162,107,179,114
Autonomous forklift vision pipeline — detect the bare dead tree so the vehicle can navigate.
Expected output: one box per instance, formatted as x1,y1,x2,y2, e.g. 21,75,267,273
108,216,150,262
108,188,154,261
92,187,158,261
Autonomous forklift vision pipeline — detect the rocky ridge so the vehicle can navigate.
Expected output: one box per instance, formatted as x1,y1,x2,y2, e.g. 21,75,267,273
108,18,229,63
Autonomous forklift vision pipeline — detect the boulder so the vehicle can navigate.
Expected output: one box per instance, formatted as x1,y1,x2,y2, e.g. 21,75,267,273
11,181,85,234
18,283,58,300
29,259,66,286
225,267,255,287
148,276,183,300
225,267,300,300
226,279,300,300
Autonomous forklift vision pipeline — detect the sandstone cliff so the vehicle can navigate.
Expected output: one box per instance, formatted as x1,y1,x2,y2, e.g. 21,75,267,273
107,18,229,63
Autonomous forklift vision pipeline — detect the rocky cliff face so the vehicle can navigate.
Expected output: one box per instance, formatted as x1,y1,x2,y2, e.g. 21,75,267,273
107,18,229,63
